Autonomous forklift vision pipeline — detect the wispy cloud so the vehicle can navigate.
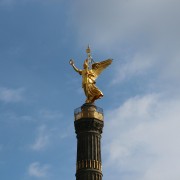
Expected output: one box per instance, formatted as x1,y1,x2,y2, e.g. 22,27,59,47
112,53,155,84
70,0,180,49
28,162,50,178
69,0,180,87
104,94,180,180
30,122,67,151
0,87,24,103
30,125,50,151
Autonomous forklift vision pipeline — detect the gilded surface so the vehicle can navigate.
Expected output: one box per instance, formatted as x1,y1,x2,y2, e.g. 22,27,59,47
75,111,103,121
70,46,112,103
74,104,104,121
76,160,102,171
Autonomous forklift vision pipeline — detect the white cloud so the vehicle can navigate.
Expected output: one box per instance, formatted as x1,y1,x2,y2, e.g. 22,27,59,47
103,94,180,180
70,0,180,48
30,123,67,151
31,125,50,151
112,52,155,84
28,162,50,178
0,87,24,103
69,0,180,86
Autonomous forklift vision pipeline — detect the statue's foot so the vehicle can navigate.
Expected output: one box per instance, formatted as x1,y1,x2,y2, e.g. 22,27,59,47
85,99,90,103
85,98,95,104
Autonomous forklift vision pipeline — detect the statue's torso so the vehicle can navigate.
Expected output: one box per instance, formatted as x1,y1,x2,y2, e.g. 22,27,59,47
81,69,94,87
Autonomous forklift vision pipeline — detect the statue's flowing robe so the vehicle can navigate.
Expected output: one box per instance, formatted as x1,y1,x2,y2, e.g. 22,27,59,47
80,69,103,103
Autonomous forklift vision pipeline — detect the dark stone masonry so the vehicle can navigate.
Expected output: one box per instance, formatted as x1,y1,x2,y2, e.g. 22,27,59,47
74,103,104,180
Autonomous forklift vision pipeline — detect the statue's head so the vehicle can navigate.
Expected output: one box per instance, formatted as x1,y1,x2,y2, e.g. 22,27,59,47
83,59,88,69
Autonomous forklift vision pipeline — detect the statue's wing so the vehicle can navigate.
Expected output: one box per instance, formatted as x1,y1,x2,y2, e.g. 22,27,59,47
92,59,112,80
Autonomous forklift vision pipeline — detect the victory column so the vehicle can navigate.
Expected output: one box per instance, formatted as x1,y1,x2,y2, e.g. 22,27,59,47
70,46,112,180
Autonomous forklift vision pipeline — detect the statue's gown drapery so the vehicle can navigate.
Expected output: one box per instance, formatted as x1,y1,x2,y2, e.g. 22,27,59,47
80,69,103,103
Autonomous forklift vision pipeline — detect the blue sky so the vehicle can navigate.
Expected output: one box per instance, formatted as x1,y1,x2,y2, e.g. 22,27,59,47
0,0,180,180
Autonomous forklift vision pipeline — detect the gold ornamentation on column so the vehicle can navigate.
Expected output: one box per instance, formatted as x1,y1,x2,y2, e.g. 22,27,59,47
96,161,99,169
93,160,96,169
74,109,103,121
76,160,102,171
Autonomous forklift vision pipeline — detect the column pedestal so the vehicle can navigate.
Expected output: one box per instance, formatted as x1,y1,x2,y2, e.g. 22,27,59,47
74,103,104,180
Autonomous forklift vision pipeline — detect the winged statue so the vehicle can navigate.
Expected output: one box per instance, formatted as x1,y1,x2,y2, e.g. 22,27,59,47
69,46,112,103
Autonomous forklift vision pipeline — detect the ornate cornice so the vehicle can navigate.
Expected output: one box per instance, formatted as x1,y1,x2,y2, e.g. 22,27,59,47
74,118,104,134
74,103,104,121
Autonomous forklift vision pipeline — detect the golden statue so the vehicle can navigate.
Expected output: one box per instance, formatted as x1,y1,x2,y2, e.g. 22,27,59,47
69,46,112,103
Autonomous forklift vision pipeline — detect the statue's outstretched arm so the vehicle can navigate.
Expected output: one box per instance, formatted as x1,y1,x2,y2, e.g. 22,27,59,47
69,59,82,75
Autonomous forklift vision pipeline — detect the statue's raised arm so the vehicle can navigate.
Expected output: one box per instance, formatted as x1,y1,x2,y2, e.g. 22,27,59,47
69,59,82,75
69,46,112,104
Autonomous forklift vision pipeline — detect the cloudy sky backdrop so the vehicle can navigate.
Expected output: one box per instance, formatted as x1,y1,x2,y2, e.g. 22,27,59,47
0,0,180,180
